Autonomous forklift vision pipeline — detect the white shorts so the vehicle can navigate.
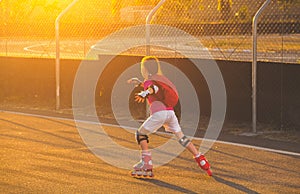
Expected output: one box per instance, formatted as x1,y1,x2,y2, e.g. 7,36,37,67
141,110,181,133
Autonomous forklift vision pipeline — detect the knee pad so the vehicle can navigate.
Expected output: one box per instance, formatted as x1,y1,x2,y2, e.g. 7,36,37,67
178,135,191,147
135,131,149,144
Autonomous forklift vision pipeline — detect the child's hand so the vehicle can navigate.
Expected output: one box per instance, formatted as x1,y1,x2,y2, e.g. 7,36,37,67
135,90,150,103
134,94,145,103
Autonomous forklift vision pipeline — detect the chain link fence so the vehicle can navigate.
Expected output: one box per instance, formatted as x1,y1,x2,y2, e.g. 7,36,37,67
0,0,299,63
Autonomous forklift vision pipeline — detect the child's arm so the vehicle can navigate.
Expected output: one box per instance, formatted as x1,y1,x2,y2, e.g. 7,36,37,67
127,77,143,87
135,83,159,103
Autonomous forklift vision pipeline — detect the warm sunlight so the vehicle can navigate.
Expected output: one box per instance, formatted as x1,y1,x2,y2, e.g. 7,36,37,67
0,0,299,192
1,0,163,25
2,0,115,23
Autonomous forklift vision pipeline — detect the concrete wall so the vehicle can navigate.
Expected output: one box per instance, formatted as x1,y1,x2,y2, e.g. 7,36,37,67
0,56,299,129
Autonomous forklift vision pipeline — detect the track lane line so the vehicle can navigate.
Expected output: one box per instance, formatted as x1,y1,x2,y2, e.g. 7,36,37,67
1,110,299,157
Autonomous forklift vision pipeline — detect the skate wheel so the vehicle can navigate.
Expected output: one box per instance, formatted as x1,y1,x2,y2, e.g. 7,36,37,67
147,171,154,178
131,170,154,179
130,171,136,177
130,170,142,177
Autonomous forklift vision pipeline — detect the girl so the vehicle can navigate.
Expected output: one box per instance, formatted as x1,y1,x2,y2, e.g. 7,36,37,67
130,56,212,177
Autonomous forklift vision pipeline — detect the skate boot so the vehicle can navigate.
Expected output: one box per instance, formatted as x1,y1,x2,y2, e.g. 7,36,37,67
194,154,212,176
131,151,154,178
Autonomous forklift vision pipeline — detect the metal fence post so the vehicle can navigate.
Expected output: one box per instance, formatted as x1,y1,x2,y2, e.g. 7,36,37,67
146,0,166,56
55,0,79,110
252,0,271,133
144,0,166,118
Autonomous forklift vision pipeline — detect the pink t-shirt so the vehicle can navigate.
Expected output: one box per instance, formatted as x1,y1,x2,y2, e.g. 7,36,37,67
143,74,177,114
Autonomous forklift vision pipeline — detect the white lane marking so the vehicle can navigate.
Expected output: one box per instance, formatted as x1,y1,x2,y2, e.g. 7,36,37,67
23,43,49,54
1,110,299,157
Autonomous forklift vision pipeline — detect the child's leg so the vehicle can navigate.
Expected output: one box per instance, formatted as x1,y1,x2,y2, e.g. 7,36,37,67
132,112,165,176
131,127,153,177
136,111,166,151
174,131,212,176
174,131,199,156
137,127,150,151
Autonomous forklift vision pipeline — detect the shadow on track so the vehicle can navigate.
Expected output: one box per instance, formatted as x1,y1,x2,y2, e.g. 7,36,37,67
213,175,258,194
139,179,198,194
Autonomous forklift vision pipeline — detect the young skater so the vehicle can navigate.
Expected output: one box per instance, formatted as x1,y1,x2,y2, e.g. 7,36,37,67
130,56,212,177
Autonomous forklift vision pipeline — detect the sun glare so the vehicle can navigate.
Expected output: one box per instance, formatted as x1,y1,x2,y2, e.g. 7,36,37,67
3,0,115,23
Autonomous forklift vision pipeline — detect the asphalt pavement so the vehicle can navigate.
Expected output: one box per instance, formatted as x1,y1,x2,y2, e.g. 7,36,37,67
0,111,299,193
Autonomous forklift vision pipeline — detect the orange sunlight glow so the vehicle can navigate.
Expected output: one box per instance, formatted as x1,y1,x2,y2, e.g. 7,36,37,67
1,0,159,39
5,0,114,23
